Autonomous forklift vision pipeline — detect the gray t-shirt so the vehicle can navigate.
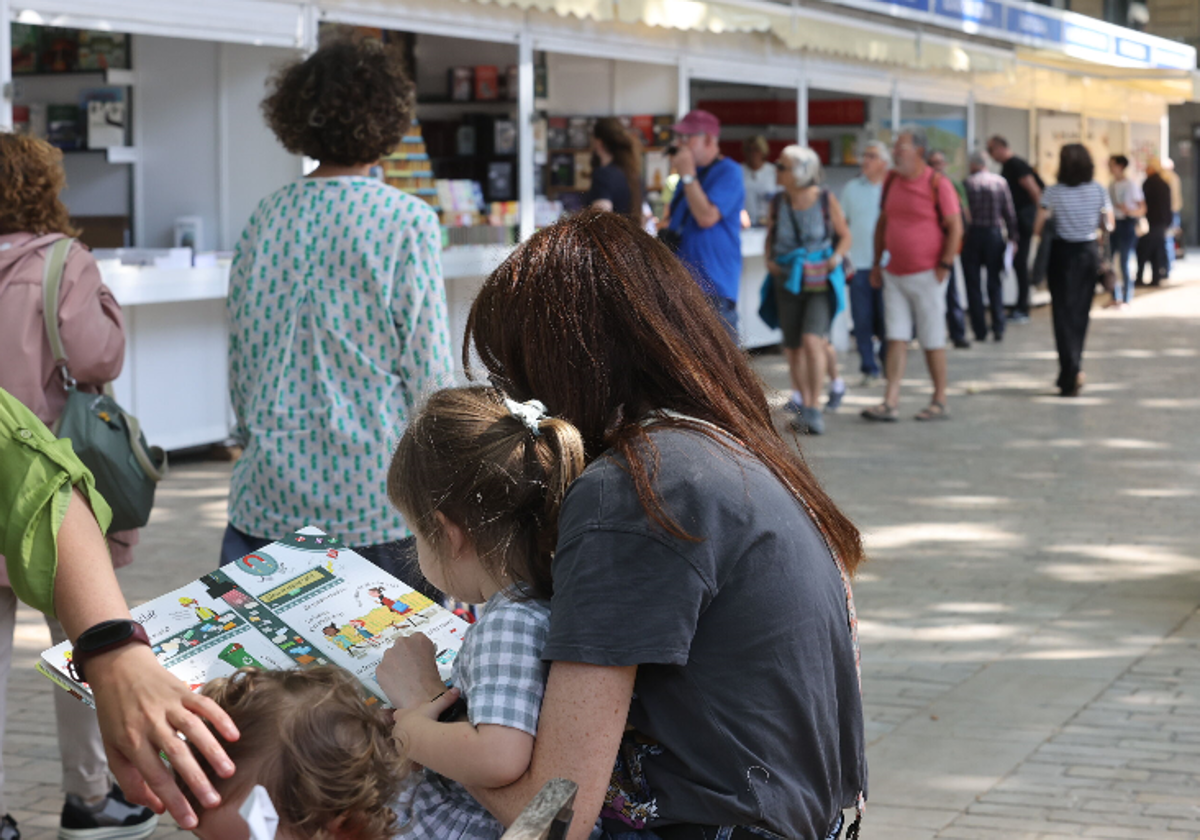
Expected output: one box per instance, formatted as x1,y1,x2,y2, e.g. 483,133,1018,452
544,428,866,836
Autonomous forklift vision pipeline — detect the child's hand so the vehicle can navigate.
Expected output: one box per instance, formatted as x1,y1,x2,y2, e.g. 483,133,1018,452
376,632,445,710
395,687,461,732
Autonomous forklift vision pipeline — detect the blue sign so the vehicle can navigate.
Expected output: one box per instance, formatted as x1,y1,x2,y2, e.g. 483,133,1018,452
1115,38,1151,63
1063,23,1110,53
1007,8,1062,42
934,0,1003,29
870,0,930,11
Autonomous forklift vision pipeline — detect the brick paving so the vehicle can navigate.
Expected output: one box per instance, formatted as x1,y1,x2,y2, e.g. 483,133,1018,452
5,260,1200,839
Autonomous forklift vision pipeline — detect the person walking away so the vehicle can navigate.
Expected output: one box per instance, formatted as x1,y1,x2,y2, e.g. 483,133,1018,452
841,141,890,385
862,126,963,422
586,117,642,221
987,135,1043,324
665,109,745,340
224,36,454,588
1036,143,1114,397
1106,155,1144,309
1162,158,1183,273
0,133,157,840
741,135,777,227
928,150,971,349
962,150,1018,341
766,145,852,436
1137,158,1173,287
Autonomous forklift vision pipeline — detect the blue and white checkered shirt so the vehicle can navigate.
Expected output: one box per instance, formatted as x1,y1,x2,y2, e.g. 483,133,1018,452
394,587,551,838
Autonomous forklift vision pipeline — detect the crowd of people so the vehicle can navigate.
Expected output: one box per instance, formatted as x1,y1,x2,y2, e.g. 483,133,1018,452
0,30,1191,840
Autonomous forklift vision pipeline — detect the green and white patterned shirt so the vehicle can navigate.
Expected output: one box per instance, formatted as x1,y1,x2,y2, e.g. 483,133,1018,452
227,177,453,546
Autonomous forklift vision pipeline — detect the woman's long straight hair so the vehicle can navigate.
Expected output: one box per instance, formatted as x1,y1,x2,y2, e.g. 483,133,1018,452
464,210,865,573
593,117,643,220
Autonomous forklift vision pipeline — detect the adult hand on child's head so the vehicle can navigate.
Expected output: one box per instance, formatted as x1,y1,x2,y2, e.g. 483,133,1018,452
88,645,239,830
376,632,445,710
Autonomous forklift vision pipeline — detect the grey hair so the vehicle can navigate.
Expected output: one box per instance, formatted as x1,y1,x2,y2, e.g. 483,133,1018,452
780,144,822,187
896,124,929,153
968,150,988,170
864,139,892,168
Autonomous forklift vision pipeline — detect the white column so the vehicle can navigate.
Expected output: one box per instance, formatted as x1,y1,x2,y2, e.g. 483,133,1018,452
676,56,689,119
966,91,976,152
797,77,808,145
891,81,901,133
0,0,12,131
518,30,535,242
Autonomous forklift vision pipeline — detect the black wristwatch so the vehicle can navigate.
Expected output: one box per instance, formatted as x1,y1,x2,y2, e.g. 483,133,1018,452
70,620,151,683
939,261,954,271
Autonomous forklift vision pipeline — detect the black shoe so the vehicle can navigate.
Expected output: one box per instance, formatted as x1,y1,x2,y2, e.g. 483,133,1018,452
953,339,971,349
994,333,1004,342
1,814,19,840
59,785,158,840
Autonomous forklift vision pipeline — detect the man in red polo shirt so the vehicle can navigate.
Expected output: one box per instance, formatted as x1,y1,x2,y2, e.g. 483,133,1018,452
862,126,963,422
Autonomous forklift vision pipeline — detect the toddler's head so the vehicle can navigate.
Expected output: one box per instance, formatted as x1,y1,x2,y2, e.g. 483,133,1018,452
388,386,586,602
188,667,401,840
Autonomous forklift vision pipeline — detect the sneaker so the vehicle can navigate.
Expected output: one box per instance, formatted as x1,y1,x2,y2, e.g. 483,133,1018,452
857,374,882,388
791,406,825,435
782,396,804,415
953,338,971,349
1,814,19,840
59,785,157,840
1009,312,1031,325
825,383,845,412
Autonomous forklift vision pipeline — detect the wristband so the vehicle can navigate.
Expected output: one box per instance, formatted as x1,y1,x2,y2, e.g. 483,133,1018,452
69,620,151,684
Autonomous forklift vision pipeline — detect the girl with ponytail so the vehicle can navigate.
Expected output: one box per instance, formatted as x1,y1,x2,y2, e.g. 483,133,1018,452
587,117,643,220
378,386,587,839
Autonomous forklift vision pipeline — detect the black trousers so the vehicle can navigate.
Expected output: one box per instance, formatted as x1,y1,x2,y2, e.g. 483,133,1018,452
1047,239,1099,392
1013,205,1036,315
945,261,967,343
1136,225,1169,285
962,226,1007,340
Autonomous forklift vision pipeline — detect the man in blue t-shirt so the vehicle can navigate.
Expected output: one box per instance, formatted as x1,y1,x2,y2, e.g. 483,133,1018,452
667,109,745,340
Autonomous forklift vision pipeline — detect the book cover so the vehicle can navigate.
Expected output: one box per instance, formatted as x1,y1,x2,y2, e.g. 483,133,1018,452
40,529,468,708
630,115,655,147
652,115,674,147
494,119,517,156
567,117,591,151
448,67,473,102
39,28,79,73
547,117,568,151
573,151,593,191
474,66,499,101
644,150,670,192
11,24,40,74
78,31,129,71
81,87,126,149
47,105,81,150
505,65,519,102
548,153,575,188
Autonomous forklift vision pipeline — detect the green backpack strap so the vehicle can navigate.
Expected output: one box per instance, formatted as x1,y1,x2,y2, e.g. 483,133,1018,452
41,237,75,386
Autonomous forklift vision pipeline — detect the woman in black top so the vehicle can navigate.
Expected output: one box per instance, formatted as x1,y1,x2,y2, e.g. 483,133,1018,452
587,117,642,219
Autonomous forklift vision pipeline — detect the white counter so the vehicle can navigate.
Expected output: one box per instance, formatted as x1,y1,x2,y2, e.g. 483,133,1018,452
104,233,782,450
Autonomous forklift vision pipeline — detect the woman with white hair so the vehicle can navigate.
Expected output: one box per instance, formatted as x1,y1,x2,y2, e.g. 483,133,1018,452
766,145,852,435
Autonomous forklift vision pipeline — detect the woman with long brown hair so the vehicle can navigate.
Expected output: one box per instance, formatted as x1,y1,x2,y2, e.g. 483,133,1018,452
378,210,867,839
587,117,643,219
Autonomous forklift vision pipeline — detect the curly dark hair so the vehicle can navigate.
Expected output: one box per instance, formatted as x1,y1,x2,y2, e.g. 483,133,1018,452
0,133,78,236
261,36,414,166
1057,143,1095,188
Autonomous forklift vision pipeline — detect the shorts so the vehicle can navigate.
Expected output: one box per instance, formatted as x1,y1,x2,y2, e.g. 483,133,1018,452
882,268,946,350
775,285,833,349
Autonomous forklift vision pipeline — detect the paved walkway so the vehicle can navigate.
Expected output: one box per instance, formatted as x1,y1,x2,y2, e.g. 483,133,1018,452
6,262,1200,839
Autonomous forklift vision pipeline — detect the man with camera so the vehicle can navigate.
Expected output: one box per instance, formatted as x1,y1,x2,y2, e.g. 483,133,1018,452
663,109,746,341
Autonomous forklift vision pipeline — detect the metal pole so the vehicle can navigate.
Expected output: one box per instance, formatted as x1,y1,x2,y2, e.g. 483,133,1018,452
966,91,976,152
518,30,535,242
891,81,900,135
676,55,689,119
797,76,808,145
0,0,13,131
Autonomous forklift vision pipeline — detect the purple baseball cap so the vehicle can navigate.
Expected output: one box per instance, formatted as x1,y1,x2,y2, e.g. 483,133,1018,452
671,109,721,137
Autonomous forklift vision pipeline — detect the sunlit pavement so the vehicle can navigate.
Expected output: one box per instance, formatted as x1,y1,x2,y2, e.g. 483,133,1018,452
6,255,1200,839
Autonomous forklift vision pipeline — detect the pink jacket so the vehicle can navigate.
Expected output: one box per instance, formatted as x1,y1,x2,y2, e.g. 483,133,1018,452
0,232,137,573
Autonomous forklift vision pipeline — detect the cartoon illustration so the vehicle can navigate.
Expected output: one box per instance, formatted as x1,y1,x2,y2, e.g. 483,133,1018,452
348,618,376,642
218,643,268,671
179,597,218,621
322,623,364,652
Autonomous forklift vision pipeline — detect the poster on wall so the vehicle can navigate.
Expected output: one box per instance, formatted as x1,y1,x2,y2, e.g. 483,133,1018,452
881,115,967,180
1037,114,1082,186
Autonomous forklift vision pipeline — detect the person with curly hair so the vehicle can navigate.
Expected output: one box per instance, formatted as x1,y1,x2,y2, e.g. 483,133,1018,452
186,667,403,840
0,132,156,840
223,37,454,587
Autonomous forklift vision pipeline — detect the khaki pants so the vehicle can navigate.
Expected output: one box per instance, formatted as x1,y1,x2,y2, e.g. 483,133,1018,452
0,587,109,814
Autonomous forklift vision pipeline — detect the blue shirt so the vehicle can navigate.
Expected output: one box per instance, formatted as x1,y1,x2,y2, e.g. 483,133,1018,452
839,175,884,272
669,157,744,301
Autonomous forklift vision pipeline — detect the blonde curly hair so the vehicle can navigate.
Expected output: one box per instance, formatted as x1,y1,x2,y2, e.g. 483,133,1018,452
192,667,403,840
0,133,78,236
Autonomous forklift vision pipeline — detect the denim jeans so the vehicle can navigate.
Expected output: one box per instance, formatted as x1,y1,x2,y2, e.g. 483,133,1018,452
962,226,1006,339
1111,217,1138,303
848,269,885,376
1167,212,1180,274
706,294,739,344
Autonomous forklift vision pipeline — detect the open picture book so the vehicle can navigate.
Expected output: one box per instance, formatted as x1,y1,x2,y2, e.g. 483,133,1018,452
39,528,468,707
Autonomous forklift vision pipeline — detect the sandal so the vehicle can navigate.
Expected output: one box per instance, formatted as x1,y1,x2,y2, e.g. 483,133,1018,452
861,403,898,422
914,401,949,421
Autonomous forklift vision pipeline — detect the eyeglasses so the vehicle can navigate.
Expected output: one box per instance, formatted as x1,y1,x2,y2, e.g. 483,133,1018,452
774,162,789,171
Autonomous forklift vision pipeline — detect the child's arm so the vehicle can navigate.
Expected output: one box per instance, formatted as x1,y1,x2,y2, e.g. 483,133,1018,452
394,691,535,788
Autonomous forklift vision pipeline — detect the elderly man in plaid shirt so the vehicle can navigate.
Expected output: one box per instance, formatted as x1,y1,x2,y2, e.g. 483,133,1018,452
963,150,1018,342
